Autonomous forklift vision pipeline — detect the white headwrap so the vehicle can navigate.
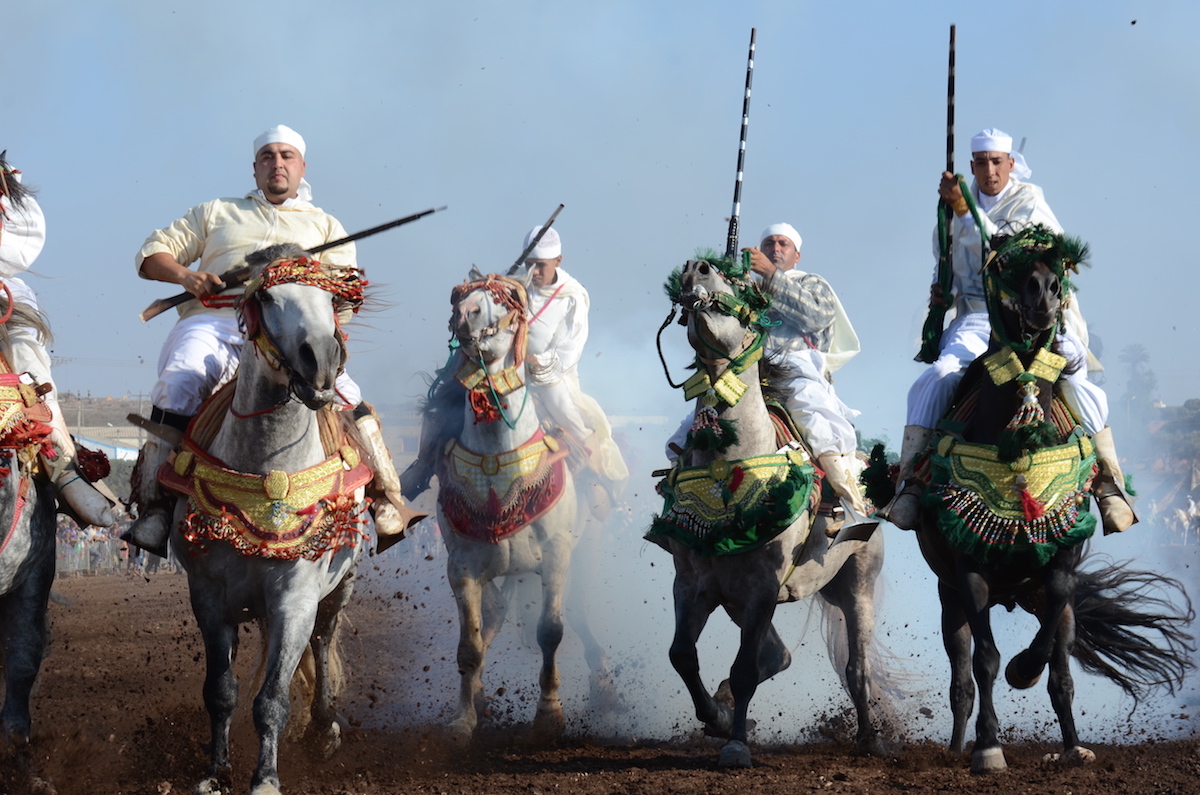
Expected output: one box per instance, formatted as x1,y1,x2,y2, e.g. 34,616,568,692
760,223,802,251
970,128,1033,180
970,128,1013,154
523,225,562,259
0,170,47,277
253,124,307,158
251,124,312,204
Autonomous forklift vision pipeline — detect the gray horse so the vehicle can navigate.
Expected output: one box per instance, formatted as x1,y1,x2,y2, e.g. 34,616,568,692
163,246,371,795
650,254,886,768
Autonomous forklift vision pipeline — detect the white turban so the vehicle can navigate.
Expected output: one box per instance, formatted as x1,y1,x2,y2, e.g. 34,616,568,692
523,225,561,259
0,170,46,276
970,128,1013,154
253,124,307,157
760,223,802,251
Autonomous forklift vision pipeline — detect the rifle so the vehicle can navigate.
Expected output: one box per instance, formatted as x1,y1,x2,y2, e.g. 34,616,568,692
138,205,447,323
916,24,956,364
725,28,756,260
506,204,565,276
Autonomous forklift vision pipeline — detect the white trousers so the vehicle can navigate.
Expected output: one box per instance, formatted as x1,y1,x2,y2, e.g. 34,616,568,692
151,314,361,416
906,312,1108,433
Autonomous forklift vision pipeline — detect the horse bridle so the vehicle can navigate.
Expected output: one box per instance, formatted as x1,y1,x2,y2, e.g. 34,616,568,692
239,257,365,406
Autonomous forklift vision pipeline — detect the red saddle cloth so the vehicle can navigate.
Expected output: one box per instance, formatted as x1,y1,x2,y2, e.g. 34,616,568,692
438,429,569,544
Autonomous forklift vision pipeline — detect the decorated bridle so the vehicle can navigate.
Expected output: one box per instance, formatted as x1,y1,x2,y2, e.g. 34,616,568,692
659,252,775,405
227,256,366,407
450,274,531,427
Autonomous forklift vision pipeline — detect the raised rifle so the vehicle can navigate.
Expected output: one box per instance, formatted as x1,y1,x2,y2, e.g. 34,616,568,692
916,24,956,364
138,205,447,323
725,28,756,260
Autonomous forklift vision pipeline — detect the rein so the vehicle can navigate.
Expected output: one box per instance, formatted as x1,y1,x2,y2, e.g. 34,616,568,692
449,274,532,428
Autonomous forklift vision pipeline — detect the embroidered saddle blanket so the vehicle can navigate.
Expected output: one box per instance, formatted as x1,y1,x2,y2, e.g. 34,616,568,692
159,380,372,561
437,428,569,543
924,394,1098,567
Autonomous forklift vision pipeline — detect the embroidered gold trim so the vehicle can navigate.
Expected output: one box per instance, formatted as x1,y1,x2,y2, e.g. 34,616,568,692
984,346,1067,386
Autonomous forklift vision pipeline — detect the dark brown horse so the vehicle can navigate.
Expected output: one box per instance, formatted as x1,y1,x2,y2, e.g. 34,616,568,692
904,227,1194,773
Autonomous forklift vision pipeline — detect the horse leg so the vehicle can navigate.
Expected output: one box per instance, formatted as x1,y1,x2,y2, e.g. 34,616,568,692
191,605,239,789
0,534,53,746
250,601,318,795
820,558,884,757
937,579,975,755
957,569,1005,774
1046,603,1094,766
448,568,487,741
668,572,724,737
532,547,571,739
565,530,620,712
304,572,355,759
1006,550,1078,690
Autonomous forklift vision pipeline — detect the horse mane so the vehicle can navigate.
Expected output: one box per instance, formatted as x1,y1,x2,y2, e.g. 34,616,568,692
760,353,797,406
0,151,35,211
0,291,53,351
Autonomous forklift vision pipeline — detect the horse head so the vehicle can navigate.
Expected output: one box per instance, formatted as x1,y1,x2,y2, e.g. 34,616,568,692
239,243,366,410
667,252,772,367
449,274,529,367
985,225,1089,353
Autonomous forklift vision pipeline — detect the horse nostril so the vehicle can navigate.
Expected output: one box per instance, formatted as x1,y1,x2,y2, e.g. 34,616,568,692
699,261,711,274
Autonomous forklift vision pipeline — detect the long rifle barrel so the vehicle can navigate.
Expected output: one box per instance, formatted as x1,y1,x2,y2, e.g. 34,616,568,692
946,24,956,174
507,204,565,275
725,28,756,260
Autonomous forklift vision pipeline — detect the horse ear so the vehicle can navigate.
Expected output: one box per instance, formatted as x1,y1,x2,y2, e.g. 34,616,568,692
468,265,484,281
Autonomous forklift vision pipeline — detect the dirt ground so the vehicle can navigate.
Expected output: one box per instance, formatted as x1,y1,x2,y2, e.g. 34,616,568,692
2,564,1198,795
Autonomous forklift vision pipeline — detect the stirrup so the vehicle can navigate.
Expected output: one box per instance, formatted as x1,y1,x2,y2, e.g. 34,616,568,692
371,493,427,554
123,504,173,558
876,481,923,530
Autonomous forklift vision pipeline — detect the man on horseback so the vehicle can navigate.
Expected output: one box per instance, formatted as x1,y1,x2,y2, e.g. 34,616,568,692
127,124,421,556
519,225,628,495
0,157,116,528
879,128,1135,534
665,223,870,529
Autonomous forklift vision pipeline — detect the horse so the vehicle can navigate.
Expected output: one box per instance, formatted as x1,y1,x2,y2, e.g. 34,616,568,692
900,226,1195,773
422,270,595,741
159,245,373,794
648,253,886,768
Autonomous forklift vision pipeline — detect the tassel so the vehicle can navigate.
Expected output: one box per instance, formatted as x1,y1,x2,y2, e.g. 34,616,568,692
1013,474,1045,521
1006,379,1045,430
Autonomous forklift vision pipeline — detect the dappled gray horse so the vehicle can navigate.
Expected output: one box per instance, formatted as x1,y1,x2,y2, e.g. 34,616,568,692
160,247,372,795
649,253,886,768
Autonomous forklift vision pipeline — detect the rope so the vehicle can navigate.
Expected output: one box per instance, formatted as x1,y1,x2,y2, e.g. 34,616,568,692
655,304,686,389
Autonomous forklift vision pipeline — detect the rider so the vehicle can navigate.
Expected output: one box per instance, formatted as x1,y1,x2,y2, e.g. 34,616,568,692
665,223,870,529
0,158,116,527
878,128,1135,534
128,124,422,556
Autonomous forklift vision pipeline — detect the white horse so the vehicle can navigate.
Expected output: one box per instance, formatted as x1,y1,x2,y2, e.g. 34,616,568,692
423,272,595,741
651,255,886,768
161,246,371,795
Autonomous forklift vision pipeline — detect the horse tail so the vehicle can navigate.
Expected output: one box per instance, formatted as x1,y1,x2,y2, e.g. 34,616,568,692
1072,557,1196,706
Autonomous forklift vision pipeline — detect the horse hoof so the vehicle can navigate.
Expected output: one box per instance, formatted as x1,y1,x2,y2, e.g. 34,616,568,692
713,679,733,709
1046,746,1095,767
446,717,475,744
533,704,566,739
971,746,1008,774
250,784,282,795
858,731,887,758
1005,651,1044,689
196,778,224,795
320,721,342,758
718,740,752,769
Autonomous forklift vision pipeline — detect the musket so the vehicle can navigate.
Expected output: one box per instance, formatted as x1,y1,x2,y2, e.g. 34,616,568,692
506,203,565,276
138,205,447,323
725,28,756,260
916,24,956,364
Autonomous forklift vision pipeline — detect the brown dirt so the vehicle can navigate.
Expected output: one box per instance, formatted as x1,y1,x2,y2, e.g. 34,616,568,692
2,565,1198,795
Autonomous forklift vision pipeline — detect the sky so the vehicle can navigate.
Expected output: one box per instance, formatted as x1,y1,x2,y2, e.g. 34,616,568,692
5,0,1199,743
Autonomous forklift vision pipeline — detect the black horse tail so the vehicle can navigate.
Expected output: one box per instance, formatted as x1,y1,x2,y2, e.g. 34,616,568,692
1071,557,1196,706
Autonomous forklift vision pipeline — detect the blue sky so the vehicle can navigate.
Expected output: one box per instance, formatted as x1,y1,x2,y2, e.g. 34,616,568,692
4,0,1197,445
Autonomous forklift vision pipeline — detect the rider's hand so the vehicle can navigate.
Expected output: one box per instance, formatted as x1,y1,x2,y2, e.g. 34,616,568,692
938,172,969,216
743,247,776,278
929,284,949,308
181,269,227,299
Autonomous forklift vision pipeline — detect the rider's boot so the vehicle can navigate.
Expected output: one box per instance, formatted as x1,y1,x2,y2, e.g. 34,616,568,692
124,409,190,557
44,404,117,528
875,425,934,530
818,452,878,539
1091,425,1137,534
355,404,427,553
